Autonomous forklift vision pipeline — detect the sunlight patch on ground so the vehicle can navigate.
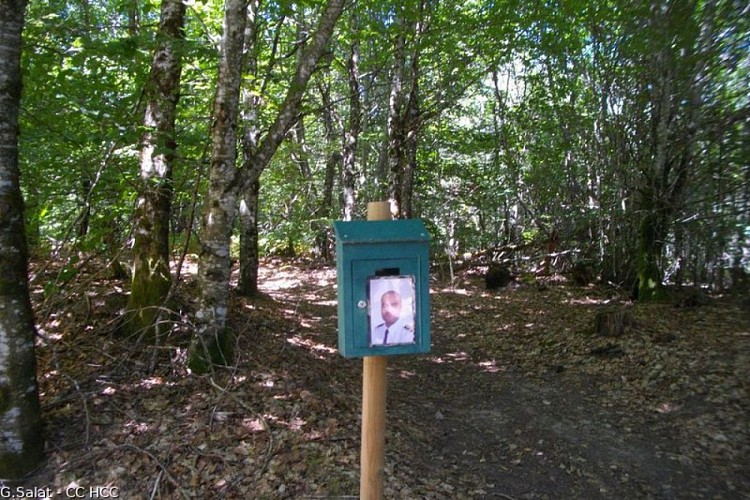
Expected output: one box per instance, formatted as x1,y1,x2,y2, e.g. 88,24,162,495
139,377,166,388
428,351,471,364
302,293,337,306
568,297,613,305
478,359,505,373
287,335,337,359
264,275,303,291
38,324,63,341
264,413,307,431
432,286,472,295
124,420,151,434
111,377,177,394
173,257,198,276
242,417,267,433
656,401,682,414
311,299,337,306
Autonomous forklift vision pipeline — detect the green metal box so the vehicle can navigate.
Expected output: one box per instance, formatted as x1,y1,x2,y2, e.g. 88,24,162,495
333,219,431,358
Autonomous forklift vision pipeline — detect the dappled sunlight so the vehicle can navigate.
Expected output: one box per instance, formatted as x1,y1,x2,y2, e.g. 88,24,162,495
258,379,276,388
432,286,473,295
656,401,682,414
286,335,337,359
139,376,166,389
129,377,176,391
38,324,63,341
263,275,303,292
301,294,337,307
124,420,151,434
397,370,417,379
568,297,614,306
242,417,267,433
173,257,198,277
27,253,750,496
478,359,506,373
428,351,471,364
263,413,307,431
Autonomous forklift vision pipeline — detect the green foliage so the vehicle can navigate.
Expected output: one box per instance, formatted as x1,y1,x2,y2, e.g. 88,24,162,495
16,0,748,296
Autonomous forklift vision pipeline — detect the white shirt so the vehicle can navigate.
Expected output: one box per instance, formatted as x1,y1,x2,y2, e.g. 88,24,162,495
371,318,415,346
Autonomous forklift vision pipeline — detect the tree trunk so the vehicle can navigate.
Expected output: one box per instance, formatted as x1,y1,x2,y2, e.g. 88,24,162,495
315,75,340,257
634,1,703,301
342,15,361,222
237,180,260,296
126,0,185,340
400,47,421,219
236,0,261,297
0,0,45,478
189,0,248,372
386,20,407,217
636,200,668,301
387,4,425,219
236,0,345,295
595,307,634,338
193,0,344,370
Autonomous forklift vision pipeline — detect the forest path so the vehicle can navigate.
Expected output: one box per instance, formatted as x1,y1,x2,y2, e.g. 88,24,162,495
30,259,749,498
394,354,729,499
260,262,749,498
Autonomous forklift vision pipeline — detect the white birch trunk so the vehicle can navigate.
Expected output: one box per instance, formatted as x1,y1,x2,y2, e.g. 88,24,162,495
0,0,45,478
189,0,248,371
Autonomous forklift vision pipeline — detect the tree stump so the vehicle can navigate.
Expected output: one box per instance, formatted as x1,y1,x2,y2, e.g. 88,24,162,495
595,307,634,338
485,264,512,289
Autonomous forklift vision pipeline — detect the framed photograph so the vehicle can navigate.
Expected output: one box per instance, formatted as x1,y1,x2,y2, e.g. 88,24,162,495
367,275,417,347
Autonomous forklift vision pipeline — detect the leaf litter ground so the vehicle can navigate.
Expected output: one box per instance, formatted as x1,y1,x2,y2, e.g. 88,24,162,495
24,259,750,498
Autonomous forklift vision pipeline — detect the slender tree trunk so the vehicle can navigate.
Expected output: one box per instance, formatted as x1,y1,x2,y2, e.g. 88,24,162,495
77,178,91,237
386,21,407,217
388,3,425,219
238,180,260,296
0,0,45,479
314,75,340,257
126,0,185,340
636,201,667,300
342,15,361,221
189,0,248,372
291,119,313,180
237,0,345,295
400,46,421,219
237,0,261,296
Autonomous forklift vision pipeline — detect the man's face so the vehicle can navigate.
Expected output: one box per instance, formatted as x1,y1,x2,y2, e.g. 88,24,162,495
381,292,402,327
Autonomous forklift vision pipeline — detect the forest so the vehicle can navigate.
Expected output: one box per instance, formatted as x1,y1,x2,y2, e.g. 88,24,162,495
1,0,748,497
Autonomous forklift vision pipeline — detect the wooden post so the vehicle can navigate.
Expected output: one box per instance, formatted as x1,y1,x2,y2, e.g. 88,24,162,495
360,201,390,499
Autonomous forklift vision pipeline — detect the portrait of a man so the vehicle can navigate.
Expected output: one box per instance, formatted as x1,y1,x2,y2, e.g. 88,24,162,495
368,276,416,346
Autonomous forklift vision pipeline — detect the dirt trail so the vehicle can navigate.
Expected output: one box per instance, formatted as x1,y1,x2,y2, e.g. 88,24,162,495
393,362,740,498
268,264,749,498
28,261,749,498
